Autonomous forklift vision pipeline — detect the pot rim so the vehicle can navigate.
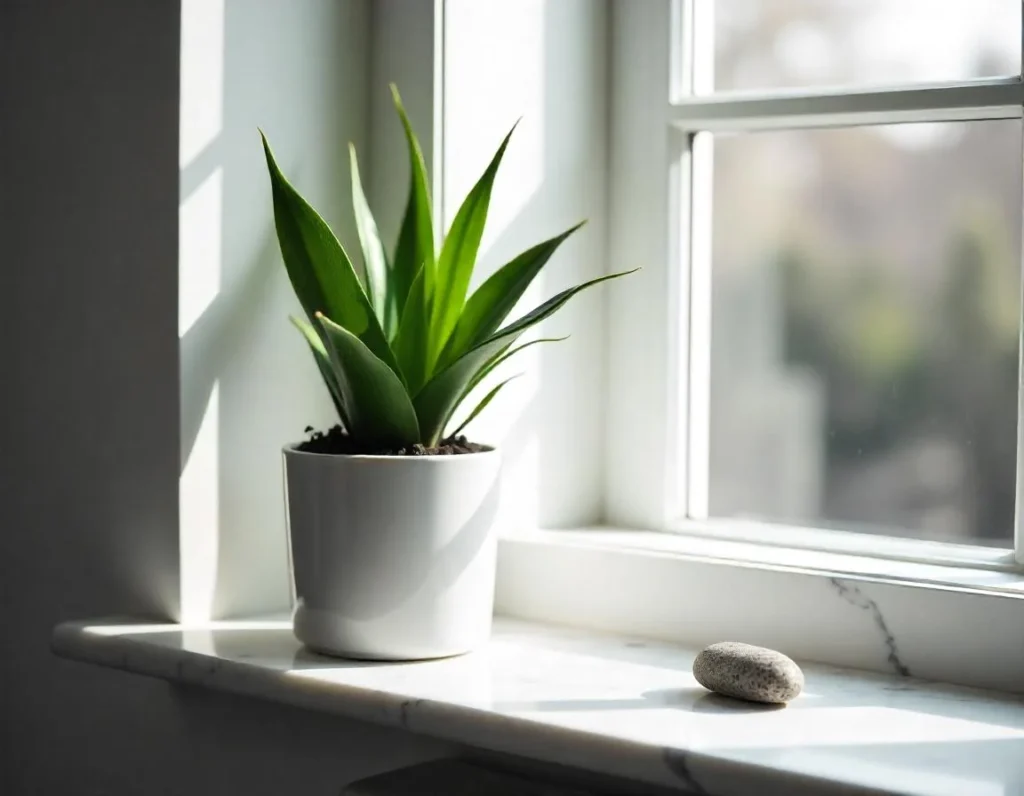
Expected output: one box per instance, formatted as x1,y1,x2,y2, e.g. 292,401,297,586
282,441,498,460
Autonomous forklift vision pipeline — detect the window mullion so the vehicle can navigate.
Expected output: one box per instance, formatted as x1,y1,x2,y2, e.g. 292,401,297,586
684,131,711,521
669,0,692,100
1014,25,1024,564
663,0,698,525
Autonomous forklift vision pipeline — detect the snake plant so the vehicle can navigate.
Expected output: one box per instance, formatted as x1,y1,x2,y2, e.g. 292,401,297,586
261,85,634,449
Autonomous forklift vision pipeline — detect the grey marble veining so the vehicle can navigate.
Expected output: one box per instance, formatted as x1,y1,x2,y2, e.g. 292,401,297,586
53,617,1024,796
827,577,911,677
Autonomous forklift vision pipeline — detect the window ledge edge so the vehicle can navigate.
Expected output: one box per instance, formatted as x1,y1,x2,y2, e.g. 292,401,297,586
495,529,1024,694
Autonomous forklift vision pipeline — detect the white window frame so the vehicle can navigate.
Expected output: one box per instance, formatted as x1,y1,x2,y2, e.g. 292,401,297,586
606,0,1024,567
494,0,1024,695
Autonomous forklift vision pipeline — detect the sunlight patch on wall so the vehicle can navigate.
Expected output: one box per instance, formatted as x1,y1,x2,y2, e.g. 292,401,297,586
443,0,546,278
178,167,222,336
179,384,220,623
179,0,224,169
178,0,225,623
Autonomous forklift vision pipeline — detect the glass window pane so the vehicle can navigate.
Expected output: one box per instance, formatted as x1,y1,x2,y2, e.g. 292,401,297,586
705,121,1022,547
710,0,1020,93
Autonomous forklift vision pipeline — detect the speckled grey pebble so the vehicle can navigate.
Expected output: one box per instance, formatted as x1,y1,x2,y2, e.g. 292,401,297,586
693,642,804,704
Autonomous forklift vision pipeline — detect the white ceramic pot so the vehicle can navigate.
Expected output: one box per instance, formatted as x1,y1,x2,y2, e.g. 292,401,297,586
282,445,501,660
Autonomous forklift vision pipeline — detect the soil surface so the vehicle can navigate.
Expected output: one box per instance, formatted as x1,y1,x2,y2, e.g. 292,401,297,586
297,425,490,456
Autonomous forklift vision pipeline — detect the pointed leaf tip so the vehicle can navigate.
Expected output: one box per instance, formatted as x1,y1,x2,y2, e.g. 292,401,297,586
429,120,520,366
261,133,389,351
349,143,392,334
389,83,405,110
415,267,635,443
436,221,589,368
390,81,436,353
449,373,522,439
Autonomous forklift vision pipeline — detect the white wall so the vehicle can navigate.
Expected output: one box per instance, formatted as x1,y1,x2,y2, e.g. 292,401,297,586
179,0,375,620
0,2,451,793
180,0,444,622
367,0,442,245
442,0,611,529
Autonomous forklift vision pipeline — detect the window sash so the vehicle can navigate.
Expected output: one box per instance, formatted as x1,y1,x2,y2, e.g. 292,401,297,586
668,0,1024,565
670,77,1024,132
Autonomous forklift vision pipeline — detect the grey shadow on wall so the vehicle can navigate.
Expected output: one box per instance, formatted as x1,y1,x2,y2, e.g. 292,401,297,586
179,233,277,471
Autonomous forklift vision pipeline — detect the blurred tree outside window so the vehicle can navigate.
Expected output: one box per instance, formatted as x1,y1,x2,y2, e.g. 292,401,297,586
703,1,1022,546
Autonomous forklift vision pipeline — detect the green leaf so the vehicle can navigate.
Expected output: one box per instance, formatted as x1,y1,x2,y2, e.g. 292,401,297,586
261,131,401,380
430,122,517,367
392,265,432,395
448,337,569,430
437,222,585,370
390,85,435,319
290,316,350,429
348,143,392,336
415,269,637,445
464,336,568,398
448,374,521,439
317,314,420,447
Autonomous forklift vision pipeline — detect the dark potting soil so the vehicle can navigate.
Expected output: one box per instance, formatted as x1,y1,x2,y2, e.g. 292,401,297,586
297,425,490,456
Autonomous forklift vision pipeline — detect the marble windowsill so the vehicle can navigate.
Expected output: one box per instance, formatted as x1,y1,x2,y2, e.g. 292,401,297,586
52,616,1024,796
